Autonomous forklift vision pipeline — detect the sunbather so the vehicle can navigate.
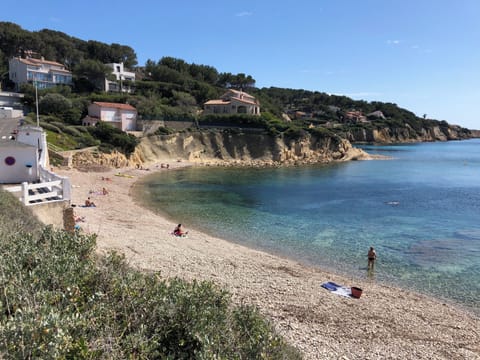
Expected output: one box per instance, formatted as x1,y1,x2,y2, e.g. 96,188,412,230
85,197,96,207
173,224,188,237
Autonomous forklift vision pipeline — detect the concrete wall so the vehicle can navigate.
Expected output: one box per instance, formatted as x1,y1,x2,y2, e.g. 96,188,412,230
30,200,70,229
0,108,23,118
0,143,38,183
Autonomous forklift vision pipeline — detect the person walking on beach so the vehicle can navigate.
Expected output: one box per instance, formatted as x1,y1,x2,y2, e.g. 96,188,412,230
368,246,377,270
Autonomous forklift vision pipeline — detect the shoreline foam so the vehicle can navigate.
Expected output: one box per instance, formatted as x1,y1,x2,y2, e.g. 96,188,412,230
57,162,480,360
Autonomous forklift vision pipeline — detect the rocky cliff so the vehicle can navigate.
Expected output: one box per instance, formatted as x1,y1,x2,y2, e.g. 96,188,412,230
134,130,372,166
72,130,371,169
343,124,473,143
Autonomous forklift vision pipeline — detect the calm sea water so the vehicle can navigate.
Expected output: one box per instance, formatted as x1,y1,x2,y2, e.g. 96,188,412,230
133,139,480,314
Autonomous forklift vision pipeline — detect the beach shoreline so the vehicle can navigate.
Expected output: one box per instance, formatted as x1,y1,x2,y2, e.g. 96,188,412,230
56,162,480,360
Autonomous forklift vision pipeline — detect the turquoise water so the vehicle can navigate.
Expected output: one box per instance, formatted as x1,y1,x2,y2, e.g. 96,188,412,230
134,139,480,313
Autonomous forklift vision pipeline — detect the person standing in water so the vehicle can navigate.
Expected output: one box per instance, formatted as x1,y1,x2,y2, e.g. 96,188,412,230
368,246,377,270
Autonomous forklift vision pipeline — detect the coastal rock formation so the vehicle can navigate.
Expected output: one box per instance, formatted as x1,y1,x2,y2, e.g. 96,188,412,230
70,130,371,169
135,131,371,167
343,124,472,143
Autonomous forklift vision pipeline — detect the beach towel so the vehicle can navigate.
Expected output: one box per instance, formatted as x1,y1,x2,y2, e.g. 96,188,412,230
321,281,352,298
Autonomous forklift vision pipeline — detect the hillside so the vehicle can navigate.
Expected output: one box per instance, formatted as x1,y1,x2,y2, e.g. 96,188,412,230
0,21,476,163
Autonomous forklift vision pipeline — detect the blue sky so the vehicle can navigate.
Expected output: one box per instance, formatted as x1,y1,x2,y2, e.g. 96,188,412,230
4,0,480,129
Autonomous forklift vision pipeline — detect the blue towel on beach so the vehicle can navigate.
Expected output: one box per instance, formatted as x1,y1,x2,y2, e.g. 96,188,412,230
321,282,341,291
321,281,352,297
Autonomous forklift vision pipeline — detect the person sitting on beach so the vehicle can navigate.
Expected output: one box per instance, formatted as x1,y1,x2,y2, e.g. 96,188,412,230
102,187,109,195
85,197,96,207
173,224,188,237
368,246,377,270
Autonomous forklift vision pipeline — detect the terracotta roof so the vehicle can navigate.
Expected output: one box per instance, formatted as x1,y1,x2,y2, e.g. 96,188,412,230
204,100,230,105
93,102,136,111
231,98,257,105
205,98,257,106
17,57,66,68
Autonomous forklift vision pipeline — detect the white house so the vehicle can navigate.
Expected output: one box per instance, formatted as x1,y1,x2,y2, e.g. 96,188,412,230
0,91,24,108
0,139,39,184
82,102,137,131
204,89,260,116
104,62,135,93
16,125,49,168
8,57,73,90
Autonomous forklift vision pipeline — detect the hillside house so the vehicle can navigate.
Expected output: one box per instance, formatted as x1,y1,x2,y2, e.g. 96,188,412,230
9,57,72,90
82,102,137,131
104,62,136,93
344,110,368,123
204,89,260,116
367,110,386,119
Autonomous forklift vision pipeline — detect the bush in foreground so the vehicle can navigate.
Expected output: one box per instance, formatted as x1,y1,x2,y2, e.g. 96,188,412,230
0,190,301,359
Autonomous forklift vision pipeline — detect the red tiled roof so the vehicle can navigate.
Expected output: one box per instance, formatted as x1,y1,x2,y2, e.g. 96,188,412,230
204,100,230,105
93,102,136,111
17,57,66,68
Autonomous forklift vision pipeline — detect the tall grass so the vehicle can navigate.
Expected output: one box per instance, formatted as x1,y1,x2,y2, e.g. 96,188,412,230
0,190,301,359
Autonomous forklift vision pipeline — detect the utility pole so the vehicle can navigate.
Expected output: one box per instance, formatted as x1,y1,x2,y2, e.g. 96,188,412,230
35,79,40,127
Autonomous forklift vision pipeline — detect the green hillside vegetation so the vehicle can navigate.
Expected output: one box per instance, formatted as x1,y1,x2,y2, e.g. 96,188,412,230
1,21,472,157
0,189,301,359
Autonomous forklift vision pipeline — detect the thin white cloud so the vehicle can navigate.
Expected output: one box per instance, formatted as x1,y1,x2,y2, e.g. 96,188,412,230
387,39,401,45
49,17,62,23
236,11,253,17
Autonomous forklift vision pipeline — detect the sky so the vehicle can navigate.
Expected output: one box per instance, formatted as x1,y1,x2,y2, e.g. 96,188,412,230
3,0,480,129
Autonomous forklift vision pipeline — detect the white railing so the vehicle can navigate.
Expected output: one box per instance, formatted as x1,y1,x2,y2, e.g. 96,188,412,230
4,166,71,206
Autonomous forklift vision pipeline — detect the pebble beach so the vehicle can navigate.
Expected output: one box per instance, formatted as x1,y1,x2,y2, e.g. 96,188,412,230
56,162,480,360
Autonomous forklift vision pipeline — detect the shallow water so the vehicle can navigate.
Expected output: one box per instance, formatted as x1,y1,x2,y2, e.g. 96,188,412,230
134,139,480,314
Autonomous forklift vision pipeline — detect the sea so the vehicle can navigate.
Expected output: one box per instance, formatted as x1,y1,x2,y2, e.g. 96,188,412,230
133,139,480,314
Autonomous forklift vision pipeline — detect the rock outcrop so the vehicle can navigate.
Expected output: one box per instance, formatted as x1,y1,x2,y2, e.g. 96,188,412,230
343,124,473,143
71,130,372,169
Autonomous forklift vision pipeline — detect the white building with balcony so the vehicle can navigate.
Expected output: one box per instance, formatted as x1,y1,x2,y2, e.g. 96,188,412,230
82,102,137,131
8,57,73,90
104,62,135,93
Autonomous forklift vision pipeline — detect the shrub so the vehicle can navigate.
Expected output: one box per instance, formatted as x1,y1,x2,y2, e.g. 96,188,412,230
0,190,301,359
154,126,174,135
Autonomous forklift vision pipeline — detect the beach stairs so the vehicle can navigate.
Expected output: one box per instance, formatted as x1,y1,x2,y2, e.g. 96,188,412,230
27,185,62,204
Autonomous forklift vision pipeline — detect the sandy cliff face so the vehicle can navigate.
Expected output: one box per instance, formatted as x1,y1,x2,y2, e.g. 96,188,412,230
71,131,370,168
135,131,369,166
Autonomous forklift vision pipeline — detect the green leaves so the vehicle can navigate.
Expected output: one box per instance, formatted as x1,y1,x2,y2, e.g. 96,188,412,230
0,190,301,359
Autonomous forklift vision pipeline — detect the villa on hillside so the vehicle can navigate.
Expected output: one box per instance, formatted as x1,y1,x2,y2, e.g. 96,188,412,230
104,62,136,93
203,89,260,116
82,101,137,131
344,110,368,123
8,56,73,90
